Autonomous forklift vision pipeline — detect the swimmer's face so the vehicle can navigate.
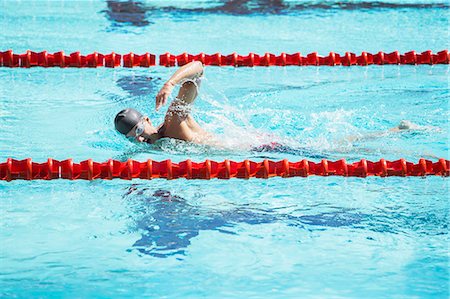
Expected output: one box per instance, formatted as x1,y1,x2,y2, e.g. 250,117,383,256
126,116,158,143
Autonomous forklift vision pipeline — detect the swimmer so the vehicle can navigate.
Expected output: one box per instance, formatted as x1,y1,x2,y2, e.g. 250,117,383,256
114,61,215,145
114,62,435,152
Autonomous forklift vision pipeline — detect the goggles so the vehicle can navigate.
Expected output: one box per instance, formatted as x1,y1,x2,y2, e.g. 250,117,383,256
134,118,145,137
127,118,145,141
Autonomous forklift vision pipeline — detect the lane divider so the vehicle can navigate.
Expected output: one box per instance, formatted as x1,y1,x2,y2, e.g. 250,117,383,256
1,50,448,68
0,50,156,68
161,50,450,66
0,158,448,180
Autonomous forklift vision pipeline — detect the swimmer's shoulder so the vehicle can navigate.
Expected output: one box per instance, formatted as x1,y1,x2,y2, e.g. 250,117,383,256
159,119,195,142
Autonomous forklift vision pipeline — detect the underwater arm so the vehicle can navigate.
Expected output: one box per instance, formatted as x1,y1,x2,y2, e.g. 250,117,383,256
155,61,204,111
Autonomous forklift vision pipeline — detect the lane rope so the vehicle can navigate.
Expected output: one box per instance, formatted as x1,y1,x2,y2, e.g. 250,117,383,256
0,158,448,181
1,50,448,68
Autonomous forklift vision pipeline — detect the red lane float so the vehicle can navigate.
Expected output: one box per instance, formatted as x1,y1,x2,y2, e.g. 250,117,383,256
162,50,450,66
0,158,448,181
0,50,448,67
0,50,156,68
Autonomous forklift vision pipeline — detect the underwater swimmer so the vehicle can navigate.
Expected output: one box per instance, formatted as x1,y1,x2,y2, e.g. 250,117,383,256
114,61,214,145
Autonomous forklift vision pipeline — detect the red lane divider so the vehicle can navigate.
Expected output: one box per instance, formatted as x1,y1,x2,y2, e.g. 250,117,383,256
161,50,450,66
0,158,448,181
1,50,448,67
0,50,156,68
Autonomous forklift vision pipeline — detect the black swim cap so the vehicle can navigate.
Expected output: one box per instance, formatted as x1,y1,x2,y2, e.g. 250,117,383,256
114,108,143,135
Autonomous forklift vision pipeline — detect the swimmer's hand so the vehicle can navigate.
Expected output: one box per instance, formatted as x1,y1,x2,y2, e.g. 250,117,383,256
155,81,175,111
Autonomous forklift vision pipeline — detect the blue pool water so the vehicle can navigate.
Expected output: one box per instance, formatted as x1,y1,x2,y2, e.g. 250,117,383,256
0,1,449,298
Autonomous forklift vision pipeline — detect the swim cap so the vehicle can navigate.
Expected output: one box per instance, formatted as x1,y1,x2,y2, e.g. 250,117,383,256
114,108,143,135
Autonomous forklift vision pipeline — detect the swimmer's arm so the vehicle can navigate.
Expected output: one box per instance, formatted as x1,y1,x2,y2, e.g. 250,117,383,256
155,61,204,111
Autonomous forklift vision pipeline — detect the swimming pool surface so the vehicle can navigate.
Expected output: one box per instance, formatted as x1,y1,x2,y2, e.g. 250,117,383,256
0,1,449,298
